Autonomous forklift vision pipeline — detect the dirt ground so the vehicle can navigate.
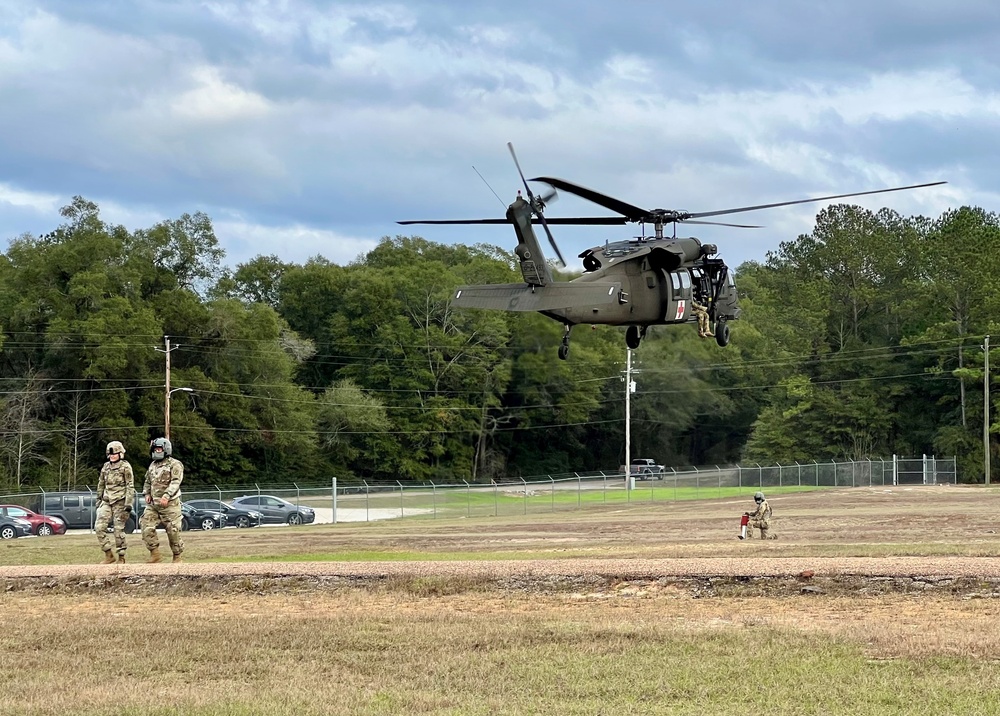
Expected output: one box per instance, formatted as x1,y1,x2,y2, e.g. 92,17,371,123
3,484,1000,586
6,485,1000,664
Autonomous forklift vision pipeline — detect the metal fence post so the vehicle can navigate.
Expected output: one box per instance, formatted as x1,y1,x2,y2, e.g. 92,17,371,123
521,477,528,515
795,462,800,487
463,480,470,517
364,480,370,522
551,476,556,512
294,482,300,508
493,480,498,517
716,466,721,499
397,480,404,518
430,480,437,518
332,477,337,525
814,461,819,487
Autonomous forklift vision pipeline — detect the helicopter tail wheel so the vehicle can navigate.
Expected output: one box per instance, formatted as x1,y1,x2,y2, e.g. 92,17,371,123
625,325,642,349
715,320,731,347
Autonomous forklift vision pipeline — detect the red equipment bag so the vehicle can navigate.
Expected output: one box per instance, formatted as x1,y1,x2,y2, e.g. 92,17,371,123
739,513,749,540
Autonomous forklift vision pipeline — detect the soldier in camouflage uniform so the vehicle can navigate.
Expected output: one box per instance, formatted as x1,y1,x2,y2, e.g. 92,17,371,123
745,491,773,539
140,437,185,563
691,299,714,338
96,440,136,564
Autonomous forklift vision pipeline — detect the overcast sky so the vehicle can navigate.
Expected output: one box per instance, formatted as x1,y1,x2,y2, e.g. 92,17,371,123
0,0,994,273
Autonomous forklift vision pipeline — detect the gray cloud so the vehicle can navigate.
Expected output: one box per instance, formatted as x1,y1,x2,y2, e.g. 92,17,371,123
0,0,994,272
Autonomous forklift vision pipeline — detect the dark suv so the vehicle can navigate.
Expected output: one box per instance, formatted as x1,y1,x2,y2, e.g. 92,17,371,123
34,492,140,532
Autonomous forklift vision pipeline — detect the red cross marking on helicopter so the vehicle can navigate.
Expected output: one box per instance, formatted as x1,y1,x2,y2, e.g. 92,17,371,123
675,300,686,321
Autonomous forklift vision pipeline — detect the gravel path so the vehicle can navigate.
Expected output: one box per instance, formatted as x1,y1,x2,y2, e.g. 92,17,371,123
4,556,1000,581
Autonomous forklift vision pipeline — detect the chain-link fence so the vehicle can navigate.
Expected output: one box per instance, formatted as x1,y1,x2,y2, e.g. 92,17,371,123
0,455,957,529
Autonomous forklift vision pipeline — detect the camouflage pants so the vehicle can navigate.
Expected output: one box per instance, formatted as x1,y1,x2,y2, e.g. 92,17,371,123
695,311,712,336
748,518,771,539
140,500,184,556
96,500,131,556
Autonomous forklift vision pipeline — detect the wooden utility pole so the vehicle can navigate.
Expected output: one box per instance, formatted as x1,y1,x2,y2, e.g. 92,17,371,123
165,336,172,440
154,336,180,440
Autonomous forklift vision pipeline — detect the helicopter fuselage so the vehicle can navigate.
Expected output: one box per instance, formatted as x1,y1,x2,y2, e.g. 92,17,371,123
545,236,740,329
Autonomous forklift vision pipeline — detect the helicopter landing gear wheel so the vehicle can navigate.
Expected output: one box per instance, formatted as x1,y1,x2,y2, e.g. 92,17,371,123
558,325,571,360
715,320,730,347
625,325,642,350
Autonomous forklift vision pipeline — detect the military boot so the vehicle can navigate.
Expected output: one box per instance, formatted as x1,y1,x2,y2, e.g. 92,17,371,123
172,553,183,563
101,551,116,564
117,554,126,564
148,547,162,563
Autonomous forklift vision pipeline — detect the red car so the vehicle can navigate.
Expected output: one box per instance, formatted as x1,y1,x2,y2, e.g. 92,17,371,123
0,504,67,536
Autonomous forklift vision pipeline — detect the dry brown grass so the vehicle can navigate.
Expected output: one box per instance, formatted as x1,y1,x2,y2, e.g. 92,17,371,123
3,485,1000,714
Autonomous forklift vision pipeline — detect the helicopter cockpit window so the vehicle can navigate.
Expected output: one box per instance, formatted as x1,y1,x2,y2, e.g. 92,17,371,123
678,271,692,289
727,272,736,287
670,272,681,291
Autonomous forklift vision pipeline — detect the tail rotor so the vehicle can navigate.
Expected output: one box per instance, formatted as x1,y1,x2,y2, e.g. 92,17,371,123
507,142,566,267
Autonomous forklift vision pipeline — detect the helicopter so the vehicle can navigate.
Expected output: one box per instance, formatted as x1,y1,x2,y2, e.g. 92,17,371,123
399,144,945,360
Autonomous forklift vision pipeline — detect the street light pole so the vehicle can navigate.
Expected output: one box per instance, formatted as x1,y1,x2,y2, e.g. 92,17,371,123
625,348,631,491
986,335,991,486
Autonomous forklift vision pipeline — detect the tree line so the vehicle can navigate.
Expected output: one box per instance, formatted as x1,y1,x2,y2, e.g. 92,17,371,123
0,197,996,490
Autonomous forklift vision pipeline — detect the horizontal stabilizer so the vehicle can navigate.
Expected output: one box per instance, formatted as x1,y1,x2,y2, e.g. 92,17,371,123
452,282,621,312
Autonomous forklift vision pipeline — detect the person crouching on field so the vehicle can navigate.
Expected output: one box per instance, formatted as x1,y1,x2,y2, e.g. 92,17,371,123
744,491,774,540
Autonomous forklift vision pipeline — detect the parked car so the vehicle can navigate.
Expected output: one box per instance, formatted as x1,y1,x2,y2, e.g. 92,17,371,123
0,515,34,539
185,499,263,528
620,458,665,481
0,504,67,535
134,502,226,531
180,502,226,531
229,495,316,525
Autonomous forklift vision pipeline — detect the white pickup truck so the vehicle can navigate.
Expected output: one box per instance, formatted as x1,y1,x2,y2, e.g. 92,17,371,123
619,458,666,480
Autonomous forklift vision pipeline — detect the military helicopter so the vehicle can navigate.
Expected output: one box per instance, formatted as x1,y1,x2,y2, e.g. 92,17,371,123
400,144,945,360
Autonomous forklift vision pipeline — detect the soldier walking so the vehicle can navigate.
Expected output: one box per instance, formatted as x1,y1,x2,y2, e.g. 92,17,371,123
140,437,185,563
96,440,136,564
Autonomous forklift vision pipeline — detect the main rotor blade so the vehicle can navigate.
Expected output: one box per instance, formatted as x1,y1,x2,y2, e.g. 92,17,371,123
682,220,763,228
397,217,629,226
688,181,948,220
398,219,508,225
532,176,649,222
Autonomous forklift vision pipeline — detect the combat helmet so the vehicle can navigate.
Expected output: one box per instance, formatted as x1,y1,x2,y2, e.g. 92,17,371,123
106,440,126,457
150,437,172,460
754,491,764,503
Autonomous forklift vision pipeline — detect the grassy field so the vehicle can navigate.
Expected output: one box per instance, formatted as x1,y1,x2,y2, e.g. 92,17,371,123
4,484,1000,715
